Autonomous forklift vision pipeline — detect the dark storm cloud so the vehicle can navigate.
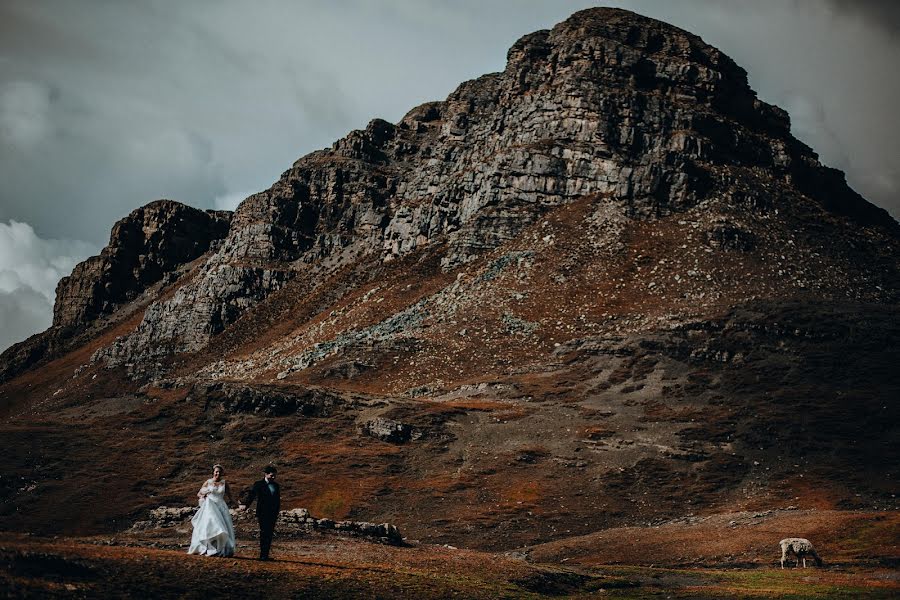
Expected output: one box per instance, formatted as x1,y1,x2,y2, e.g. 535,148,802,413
827,0,900,37
0,0,359,244
1,0,898,352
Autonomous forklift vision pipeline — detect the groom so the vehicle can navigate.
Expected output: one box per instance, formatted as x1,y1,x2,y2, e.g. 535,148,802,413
239,465,281,560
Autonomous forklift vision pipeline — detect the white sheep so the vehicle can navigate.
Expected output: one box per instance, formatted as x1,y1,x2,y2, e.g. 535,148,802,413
779,537,823,568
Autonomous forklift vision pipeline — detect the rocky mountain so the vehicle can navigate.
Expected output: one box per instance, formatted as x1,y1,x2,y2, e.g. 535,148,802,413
0,201,230,382
1,8,897,550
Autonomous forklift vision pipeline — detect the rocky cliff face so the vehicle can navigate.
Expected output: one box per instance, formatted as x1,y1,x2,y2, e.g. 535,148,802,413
53,200,231,329
82,8,897,374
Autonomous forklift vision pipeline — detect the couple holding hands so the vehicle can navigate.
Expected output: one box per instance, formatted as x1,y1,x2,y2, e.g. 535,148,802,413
187,464,280,560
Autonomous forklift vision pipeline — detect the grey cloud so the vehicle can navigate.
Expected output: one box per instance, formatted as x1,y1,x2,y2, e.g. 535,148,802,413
213,191,254,212
0,287,53,352
826,0,900,37
780,93,850,171
0,2,101,69
0,0,358,245
0,77,229,244
0,80,54,146
0,220,96,300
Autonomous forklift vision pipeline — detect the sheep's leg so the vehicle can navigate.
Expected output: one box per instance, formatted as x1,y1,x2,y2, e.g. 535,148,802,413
780,547,787,569
802,557,807,568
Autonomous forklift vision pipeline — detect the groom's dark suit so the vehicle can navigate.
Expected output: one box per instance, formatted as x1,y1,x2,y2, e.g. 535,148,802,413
244,479,280,559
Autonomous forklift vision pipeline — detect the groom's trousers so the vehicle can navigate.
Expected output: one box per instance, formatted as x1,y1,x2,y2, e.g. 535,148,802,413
258,515,277,559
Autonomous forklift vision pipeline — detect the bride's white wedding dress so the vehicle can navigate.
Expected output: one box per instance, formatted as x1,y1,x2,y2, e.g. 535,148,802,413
187,480,235,556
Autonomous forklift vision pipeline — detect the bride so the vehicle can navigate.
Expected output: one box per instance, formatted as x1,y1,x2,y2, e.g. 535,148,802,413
187,464,236,556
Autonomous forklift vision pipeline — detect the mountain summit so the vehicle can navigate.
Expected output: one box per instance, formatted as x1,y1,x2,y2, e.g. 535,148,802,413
1,8,897,547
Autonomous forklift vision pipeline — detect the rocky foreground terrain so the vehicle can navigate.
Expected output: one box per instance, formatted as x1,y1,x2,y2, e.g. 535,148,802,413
1,8,898,598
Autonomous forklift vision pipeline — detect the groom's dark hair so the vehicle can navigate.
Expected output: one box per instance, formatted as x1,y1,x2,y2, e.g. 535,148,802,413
264,465,277,474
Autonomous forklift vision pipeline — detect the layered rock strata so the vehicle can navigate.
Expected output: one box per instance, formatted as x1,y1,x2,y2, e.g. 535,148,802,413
20,8,899,377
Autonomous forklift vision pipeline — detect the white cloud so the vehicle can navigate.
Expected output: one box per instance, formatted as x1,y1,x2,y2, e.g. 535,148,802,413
0,220,96,352
0,287,54,351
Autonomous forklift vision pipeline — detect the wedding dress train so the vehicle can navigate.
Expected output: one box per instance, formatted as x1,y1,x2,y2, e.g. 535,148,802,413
187,480,235,556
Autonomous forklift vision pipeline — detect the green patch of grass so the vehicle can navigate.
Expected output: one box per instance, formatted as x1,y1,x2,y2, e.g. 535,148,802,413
544,566,899,600
706,568,898,599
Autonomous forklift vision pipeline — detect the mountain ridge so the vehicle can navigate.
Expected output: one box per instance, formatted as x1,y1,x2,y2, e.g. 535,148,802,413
69,8,900,374
2,7,897,383
0,8,897,550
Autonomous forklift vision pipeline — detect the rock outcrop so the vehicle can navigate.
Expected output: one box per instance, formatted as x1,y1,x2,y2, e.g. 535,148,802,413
359,417,424,444
193,381,347,417
133,506,404,546
53,200,231,329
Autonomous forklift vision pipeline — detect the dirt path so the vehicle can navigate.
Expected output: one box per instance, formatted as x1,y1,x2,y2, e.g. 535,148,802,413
2,532,897,599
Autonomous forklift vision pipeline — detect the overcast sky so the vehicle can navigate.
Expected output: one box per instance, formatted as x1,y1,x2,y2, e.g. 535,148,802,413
1,0,898,351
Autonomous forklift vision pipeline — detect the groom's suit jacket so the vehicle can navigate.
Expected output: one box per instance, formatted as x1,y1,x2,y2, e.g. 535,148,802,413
245,479,281,522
